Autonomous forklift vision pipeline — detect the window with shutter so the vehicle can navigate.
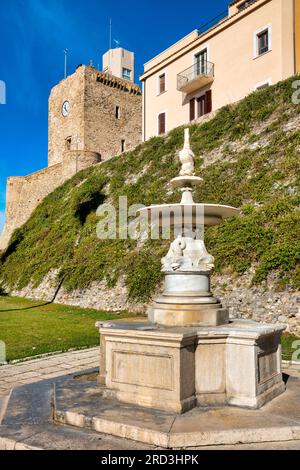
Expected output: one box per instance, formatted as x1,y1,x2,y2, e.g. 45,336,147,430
206,90,212,114
189,99,195,121
159,74,166,94
158,113,166,135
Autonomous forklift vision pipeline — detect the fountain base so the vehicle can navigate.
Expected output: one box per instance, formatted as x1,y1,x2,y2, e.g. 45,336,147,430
96,319,286,414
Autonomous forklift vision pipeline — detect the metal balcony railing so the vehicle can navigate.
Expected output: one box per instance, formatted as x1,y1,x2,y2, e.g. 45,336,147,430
177,61,215,92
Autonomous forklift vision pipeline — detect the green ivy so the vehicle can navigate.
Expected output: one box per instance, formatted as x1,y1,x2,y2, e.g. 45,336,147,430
0,75,299,300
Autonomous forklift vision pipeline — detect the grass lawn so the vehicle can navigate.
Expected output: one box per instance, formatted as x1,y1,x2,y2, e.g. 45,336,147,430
0,296,299,364
0,296,144,362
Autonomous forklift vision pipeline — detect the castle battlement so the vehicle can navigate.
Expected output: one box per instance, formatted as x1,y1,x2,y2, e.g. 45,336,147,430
95,71,141,95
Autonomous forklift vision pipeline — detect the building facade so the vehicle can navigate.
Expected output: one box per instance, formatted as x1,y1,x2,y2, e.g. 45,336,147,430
140,0,300,140
102,47,135,82
0,53,142,251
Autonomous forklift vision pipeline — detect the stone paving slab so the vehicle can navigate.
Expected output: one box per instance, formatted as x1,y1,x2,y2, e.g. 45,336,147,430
0,348,98,397
0,424,155,451
0,374,156,450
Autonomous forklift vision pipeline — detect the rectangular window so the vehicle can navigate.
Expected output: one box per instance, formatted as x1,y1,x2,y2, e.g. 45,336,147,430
255,82,270,91
195,49,207,76
257,30,269,55
159,73,166,94
197,95,206,117
122,68,131,81
115,106,120,119
189,98,195,122
158,113,166,135
121,140,125,152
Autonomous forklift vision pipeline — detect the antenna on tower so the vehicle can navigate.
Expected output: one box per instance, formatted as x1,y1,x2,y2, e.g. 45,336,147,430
64,49,68,79
109,18,112,50
108,18,112,75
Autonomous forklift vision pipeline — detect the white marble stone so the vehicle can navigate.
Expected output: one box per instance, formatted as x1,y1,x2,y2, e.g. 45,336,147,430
97,319,286,413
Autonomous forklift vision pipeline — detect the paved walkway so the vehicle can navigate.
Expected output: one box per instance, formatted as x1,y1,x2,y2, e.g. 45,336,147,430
0,348,98,396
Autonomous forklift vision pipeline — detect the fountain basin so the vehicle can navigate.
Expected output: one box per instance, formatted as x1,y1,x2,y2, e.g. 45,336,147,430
170,175,203,187
138,203,239,227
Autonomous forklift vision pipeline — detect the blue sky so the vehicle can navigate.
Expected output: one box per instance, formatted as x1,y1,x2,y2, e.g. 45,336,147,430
0,0,229,233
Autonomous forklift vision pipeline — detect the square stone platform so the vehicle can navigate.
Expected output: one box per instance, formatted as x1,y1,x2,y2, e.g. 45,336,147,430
97,319,286,413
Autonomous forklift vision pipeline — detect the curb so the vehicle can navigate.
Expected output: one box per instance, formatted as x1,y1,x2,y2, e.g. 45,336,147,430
282,360,300,368
0,437,41,450
1,346,99,366
55,408,300,449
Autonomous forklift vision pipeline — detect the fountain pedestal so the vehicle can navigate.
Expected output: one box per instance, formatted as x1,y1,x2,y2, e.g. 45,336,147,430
150,271,229,327
96,129,286,414
97,320,285,413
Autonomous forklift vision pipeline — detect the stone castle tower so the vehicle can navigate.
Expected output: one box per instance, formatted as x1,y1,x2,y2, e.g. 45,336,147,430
0,49,142,251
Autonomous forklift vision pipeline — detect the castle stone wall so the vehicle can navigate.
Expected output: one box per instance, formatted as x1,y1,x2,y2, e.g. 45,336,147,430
0,151,101,250
9,270,300,335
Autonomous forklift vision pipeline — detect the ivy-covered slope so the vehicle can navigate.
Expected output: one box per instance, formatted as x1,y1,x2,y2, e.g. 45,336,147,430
0,76,299,301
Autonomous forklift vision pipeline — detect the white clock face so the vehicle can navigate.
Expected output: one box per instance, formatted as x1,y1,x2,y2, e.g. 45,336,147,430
62,101,70,117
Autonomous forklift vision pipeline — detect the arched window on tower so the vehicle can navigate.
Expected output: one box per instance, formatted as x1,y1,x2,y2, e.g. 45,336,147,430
65,137,72,150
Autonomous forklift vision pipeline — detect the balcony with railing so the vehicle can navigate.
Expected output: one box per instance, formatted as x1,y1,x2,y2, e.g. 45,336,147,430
177,61,214,94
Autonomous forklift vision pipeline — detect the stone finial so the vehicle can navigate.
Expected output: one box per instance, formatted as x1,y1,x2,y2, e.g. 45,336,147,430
179,128,195,177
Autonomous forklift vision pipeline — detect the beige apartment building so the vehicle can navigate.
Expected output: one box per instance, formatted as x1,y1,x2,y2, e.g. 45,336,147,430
140,0,300,140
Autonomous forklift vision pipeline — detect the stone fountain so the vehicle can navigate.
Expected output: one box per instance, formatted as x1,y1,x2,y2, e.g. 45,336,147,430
97,129,285,414
148,128,236,328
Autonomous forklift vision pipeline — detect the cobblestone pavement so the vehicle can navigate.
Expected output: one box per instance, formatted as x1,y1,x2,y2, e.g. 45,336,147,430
0,348,99,396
